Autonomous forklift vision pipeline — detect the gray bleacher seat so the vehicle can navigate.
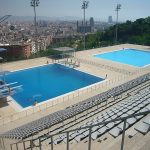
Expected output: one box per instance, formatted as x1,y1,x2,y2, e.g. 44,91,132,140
75,134,86,142
78,128,87,134
60,134,66,139
132,107,139,112
127,110,135,115
117,122,130,130
137,103,146,108
53,137,63,145
143,115,150,125
86,121,93,125
92,126,99,132
136,115,144,119
91,131,101,140
106,122,115,129
121,114,128,118
122,108,128,113
127,105,133,110
63,136,74,143
83,130,90,136
70,131,79,138
132,103,138,107
111,115,117,119
110,108,119,113
98,126,108,134
143,100,150,105
105,117,112,122
139,107,149,113
97,117,104,123
126,117,137,125
145,104,150,110
134,122,150,134
92,119,99,125
117,111,123,116
109,127,122,138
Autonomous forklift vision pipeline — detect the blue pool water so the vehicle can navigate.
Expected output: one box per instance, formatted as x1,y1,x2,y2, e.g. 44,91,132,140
94,49,150,67
4,64,103,108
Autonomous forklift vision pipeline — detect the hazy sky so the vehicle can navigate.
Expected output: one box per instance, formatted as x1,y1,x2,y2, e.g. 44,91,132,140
0,0,150,21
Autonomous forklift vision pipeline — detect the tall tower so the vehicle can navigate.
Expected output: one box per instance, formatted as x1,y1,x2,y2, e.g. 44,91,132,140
90,17,94,27
108,16,113,23
77,21,79,32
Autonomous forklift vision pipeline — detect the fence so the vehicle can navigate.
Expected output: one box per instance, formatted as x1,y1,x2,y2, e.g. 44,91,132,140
8,110,150,150
0,58,150,127
75,57,150,76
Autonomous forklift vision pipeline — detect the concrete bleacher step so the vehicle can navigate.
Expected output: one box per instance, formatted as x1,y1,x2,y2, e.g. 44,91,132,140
127,128,138,138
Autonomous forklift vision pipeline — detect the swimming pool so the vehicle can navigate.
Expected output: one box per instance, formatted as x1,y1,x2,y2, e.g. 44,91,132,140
4,64,103,108
94,48,150,67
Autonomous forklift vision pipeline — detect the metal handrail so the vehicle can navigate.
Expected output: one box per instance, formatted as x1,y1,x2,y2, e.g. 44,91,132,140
9,110,150,150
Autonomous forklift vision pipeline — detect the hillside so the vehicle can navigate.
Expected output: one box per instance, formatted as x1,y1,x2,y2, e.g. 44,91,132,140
85,16,150,49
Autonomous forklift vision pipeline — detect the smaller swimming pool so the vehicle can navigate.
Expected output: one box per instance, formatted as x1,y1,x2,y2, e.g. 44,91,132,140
94,48,150,67
4,64,103,108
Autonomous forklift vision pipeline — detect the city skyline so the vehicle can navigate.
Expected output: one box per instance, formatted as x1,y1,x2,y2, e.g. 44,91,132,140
0,0,150,21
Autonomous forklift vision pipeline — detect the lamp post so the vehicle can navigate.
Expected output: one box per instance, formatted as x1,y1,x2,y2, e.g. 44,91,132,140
30,0,40,53
82,0,89,50
115,4,121,44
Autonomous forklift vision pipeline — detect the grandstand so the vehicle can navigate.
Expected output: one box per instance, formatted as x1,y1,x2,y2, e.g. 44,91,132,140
0,44,150,150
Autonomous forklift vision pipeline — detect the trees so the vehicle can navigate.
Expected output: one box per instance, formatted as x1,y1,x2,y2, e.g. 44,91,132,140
98,16,150,46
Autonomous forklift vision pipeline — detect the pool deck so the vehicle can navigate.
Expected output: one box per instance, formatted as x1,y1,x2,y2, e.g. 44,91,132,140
0,44,150,133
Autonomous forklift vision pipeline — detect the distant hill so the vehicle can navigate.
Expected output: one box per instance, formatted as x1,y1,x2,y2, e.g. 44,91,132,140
83,16,150,50
101,16,150,45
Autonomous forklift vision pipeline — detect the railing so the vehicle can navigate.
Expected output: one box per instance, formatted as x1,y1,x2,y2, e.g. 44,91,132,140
0,60,149,127
75,57,150,76
0,71,144,127
75,58,133,75
8,110,150,150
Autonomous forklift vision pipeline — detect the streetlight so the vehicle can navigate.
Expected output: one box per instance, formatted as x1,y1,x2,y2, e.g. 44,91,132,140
30,0,40,52
115,4,121,44
81,0,89,50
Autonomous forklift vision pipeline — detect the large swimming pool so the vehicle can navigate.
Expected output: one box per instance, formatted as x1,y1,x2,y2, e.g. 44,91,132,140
4,64,103,108
94,48,150,67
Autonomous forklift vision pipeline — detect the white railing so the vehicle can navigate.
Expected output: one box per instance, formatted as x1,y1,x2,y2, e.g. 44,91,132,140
0,69,148,127
0,57,149,127
75,58,134,75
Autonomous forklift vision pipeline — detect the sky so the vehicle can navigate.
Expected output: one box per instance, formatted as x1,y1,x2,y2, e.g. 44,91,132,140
0,0,150,21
